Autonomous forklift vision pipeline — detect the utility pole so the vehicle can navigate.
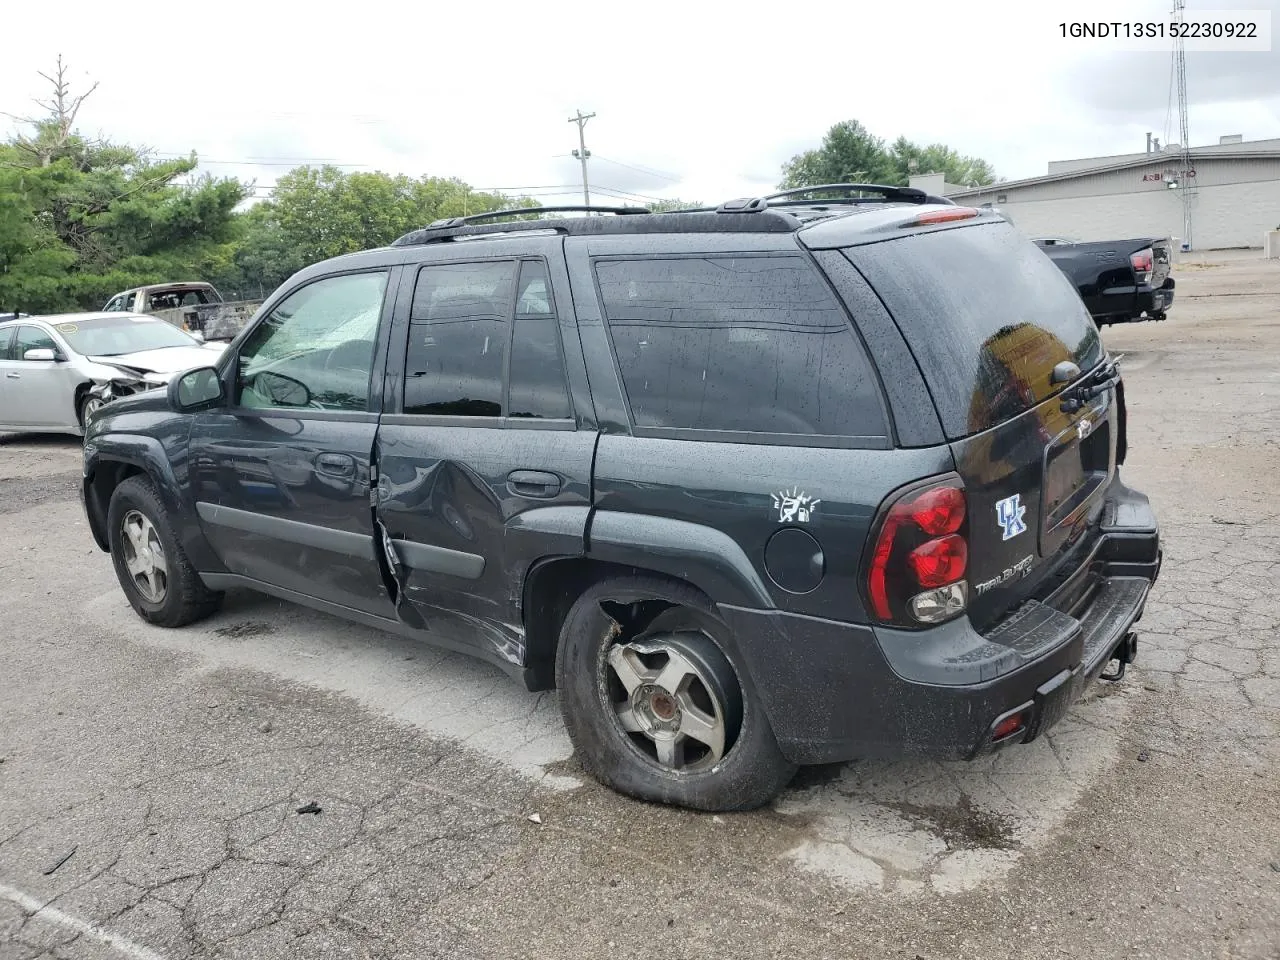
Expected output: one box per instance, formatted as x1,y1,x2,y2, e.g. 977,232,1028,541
1172,0,1195,250
568,109,595,206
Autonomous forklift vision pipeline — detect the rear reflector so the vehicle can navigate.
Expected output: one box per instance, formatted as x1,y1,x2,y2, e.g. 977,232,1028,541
992,713,1025,741
907,207,980,226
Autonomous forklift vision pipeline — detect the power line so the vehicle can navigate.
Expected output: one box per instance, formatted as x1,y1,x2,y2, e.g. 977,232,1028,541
593,154,681,183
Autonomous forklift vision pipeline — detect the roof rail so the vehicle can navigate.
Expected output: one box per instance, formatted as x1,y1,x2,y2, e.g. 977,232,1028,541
762,183,934,204
392,207,803,246
426,204,648,229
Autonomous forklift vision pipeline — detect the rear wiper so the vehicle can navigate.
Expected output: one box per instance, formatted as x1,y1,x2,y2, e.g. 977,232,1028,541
1060,355,1122,412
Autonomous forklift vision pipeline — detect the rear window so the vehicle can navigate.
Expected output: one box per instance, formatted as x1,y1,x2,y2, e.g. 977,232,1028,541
845,223,1103,439
595,255,887,443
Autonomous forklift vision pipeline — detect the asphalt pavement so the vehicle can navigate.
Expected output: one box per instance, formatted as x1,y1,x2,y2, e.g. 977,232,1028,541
1,251,1277,959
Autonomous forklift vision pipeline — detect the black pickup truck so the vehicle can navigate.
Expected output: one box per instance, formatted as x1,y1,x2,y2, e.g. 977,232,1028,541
1033,237,1175,326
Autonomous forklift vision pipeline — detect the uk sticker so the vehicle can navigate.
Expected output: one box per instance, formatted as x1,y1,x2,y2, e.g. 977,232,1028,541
995,493,1027,541
772,487,820,523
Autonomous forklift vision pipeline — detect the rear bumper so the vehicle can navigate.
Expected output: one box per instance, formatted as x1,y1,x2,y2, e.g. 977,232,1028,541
1097,276,1175,321
719,478,1161,765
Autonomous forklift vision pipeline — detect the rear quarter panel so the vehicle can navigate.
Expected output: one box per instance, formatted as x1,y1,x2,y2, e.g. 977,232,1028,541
591,436,954,621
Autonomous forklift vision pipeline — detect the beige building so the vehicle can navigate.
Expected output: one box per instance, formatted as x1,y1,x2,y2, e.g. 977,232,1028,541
910,136,1280,251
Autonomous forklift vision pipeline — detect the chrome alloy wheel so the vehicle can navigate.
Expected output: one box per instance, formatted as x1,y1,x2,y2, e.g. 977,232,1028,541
604,632,741,772
120,509,168,603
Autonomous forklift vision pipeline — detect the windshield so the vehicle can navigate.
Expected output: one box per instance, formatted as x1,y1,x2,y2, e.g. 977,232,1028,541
55,316,200,356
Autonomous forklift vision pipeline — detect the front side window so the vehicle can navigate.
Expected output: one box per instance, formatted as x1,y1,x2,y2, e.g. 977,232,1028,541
595,255,886,439
13,326,58,360
236,271,388,412
403,259,573,420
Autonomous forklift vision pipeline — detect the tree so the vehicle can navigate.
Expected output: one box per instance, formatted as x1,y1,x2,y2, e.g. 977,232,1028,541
647,198,703,212
885,137,997,188
259,166,537,272
779,119,997,190
0,59,246,314
779,120,898,189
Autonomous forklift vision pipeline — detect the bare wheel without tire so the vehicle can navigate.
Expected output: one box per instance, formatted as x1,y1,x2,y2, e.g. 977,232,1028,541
107,475,223,627
556,575,796,811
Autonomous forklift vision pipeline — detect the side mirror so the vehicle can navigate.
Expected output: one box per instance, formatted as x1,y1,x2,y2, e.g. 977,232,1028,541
251,370,312,407
190,330,206,343
169,366,224,412
23,348,58,362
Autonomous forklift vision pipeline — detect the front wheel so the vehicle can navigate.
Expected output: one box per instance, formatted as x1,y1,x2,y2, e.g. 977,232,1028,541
107,476,223,627
78,394,104,428
555,575,796,811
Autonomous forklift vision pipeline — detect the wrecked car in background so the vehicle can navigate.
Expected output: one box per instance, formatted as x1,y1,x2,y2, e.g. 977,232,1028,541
0,312,224,435
103,282,262,342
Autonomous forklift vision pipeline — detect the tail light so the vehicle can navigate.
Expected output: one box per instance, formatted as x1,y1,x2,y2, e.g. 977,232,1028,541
865,477,969,627
1130,248,1153,284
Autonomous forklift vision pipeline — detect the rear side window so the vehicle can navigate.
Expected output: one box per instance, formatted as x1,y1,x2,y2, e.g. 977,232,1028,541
845,223,1104,439
404,260,573,420
595,255,886,442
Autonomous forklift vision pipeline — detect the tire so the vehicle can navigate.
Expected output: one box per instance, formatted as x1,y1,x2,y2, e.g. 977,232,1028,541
78,393,103,428
107,475,223,627
555,575,797,811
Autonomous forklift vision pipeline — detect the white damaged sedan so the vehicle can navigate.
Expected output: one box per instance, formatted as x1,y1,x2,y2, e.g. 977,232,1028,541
0,312,226,436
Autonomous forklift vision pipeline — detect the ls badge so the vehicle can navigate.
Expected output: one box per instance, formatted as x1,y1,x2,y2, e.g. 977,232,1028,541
995,493,1027,541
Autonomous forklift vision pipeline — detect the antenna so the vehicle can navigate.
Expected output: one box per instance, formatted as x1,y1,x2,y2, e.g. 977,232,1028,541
1173,0,1196,249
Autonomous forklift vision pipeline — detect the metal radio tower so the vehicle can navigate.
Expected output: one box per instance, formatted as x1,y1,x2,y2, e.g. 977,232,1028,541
1173,0,1196,249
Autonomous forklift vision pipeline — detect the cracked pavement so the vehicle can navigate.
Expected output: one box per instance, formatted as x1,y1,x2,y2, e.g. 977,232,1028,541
2,250,1278,958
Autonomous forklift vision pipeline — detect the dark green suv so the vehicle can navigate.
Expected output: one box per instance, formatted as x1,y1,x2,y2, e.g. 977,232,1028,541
81,185,1162,811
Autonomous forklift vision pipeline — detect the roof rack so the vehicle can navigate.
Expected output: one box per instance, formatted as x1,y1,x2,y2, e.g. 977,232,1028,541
393,207,803,246
390,182,956,247
426,204,649,230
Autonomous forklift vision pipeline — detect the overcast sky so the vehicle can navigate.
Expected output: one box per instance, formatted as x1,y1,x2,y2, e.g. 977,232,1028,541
3,0,1277,206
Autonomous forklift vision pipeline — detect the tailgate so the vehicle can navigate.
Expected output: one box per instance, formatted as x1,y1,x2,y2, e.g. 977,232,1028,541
950,375,1117,629
844,221,1118,631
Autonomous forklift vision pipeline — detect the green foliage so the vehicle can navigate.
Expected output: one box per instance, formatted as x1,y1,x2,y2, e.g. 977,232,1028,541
0,108,247,314
884,136,997,189
780,120,997,190
647,198,703,212
212,167,539,298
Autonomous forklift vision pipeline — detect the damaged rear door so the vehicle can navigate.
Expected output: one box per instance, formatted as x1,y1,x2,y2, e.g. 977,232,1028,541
371,240,596,668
